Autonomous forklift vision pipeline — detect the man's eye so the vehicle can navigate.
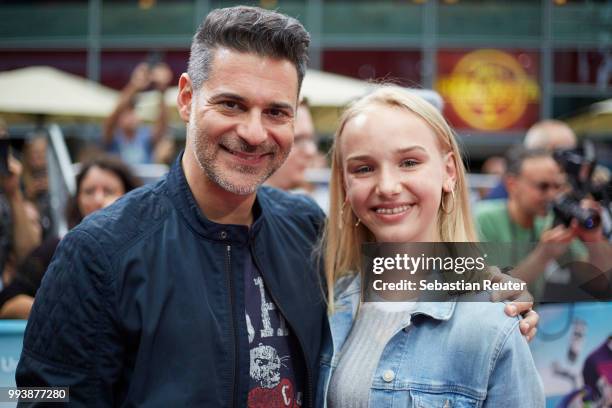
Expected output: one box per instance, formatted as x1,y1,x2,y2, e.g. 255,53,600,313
221,101,240,110
267,108,288,118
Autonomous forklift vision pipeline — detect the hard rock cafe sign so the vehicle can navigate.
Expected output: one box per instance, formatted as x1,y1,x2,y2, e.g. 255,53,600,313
436,49,540,131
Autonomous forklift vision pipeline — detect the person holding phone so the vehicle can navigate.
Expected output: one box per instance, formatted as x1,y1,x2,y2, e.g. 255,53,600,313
0,121,42,288
102,61,173,165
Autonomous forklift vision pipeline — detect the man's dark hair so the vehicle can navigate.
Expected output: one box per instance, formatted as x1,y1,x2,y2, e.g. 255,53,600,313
505,146,551,176
187,6,310,92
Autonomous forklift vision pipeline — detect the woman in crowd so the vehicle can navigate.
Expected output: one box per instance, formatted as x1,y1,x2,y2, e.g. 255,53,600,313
0,155,141,318
317,86,544,407
65,155,142,229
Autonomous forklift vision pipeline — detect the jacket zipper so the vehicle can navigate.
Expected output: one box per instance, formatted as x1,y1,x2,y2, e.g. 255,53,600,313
250,245,314,408
225,244,237,408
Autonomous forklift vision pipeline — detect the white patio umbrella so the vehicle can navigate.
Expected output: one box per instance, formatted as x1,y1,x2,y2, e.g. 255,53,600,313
566,98,612,136
301,69,376,106
0,66,118,119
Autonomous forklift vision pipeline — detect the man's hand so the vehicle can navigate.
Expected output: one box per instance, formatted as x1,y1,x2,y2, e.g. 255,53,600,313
571,199,606,243
489,269,539,342
505,304,539,342
536,224,575,260
0,155,22,198
129,63,152,91
150,63,173,91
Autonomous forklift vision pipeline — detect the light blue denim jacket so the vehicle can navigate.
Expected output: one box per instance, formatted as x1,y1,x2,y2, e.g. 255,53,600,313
317,275,545,408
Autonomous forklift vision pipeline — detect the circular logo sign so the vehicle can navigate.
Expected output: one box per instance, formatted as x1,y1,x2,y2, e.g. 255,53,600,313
438,49,539,131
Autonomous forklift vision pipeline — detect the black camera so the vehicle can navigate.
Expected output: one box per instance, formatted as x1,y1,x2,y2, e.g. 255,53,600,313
552,140,610,232
552,195,601,230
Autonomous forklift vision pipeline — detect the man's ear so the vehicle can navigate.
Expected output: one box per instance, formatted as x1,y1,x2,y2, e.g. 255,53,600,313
504,174,516,195
177,73,193,122
443,152,458,192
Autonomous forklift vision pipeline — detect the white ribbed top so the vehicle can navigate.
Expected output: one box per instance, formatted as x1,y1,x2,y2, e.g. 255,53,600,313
327,302,416,408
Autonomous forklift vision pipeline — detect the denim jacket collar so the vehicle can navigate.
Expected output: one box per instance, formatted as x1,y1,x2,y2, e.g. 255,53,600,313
334,273,457,322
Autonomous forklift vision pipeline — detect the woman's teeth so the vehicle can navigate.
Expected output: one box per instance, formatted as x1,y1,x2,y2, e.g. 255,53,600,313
375,205,410,214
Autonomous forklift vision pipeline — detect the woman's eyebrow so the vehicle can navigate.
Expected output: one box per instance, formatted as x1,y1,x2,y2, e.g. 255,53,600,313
345,154,372,162
395,146,427,155
346,146,427,162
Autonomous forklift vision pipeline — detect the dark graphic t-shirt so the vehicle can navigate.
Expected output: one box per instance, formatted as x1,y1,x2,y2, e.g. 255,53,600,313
244,255,304,408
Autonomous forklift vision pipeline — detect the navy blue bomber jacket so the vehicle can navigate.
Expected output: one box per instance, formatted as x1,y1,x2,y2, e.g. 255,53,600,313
16,154,328,407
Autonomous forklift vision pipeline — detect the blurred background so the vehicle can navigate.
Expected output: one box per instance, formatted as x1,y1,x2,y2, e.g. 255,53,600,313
0,0,610,162
0,1,610,407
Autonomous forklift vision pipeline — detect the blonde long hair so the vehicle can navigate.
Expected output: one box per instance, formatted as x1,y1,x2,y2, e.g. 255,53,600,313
321,86,477,309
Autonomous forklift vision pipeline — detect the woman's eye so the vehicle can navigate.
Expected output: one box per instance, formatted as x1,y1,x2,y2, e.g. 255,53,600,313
353,165,372,174
401,159,418,168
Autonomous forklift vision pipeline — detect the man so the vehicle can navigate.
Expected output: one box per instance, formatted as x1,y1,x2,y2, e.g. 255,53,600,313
476,147,608,301
18,6,537,407
102,62,172,165
485,119,577,200
523,119,577,151
18,7,322,407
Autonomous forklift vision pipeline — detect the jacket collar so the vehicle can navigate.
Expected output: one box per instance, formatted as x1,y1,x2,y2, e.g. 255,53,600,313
335,274,457,322
166,150,265,244
411,301,456,321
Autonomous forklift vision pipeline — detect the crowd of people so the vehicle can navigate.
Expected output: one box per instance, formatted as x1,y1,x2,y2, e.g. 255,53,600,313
0,4,609,407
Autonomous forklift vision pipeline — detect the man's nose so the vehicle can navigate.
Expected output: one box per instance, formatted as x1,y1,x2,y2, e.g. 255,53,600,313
237,111,267,146
296,139,317,158
302,140,317,158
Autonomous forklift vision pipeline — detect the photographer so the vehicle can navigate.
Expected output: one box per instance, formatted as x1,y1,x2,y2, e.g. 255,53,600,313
485,120,577,200
476,146,610,302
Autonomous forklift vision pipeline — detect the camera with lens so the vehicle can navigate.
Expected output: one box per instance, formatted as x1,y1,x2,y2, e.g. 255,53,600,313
552,140,611,232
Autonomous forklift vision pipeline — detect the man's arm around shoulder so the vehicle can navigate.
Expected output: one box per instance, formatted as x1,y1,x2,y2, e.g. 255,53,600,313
484,318,545,408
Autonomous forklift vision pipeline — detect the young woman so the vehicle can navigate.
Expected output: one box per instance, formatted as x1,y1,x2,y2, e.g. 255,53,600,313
317,87,545,407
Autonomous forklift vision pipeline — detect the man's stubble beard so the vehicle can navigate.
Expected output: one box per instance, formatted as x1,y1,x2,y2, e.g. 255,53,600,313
189,120,290,195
